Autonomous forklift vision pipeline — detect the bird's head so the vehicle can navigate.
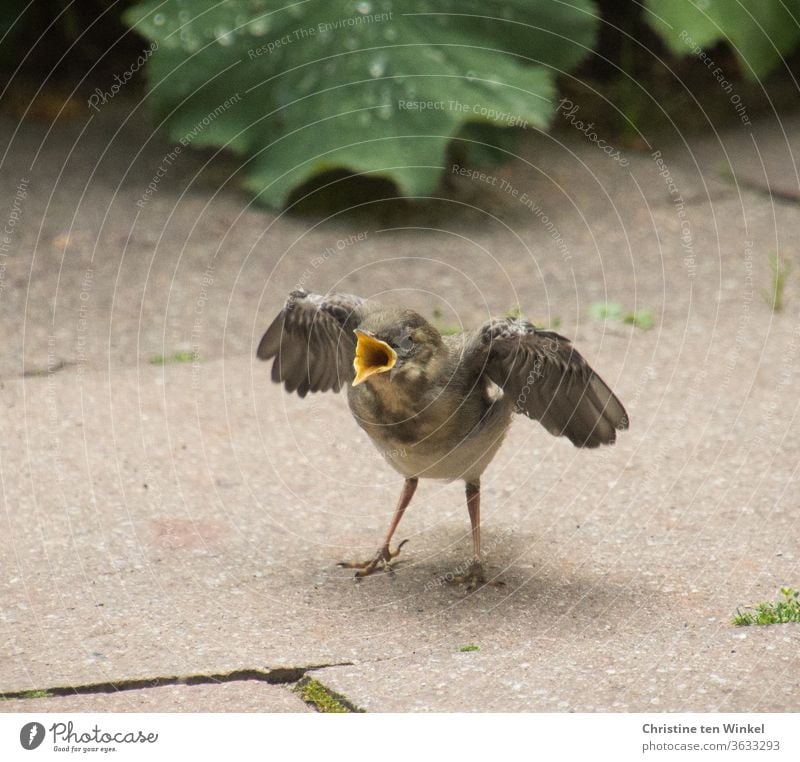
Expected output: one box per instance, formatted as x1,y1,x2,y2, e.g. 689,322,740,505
352,310,444,386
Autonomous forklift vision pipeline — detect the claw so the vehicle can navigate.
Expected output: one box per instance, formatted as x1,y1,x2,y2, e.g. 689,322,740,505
338,539,410,579
447,560,504,592
389,538,409,559
452,560,486,591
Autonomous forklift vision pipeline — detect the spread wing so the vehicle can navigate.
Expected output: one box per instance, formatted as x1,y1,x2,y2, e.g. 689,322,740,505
473,318,629,447
256,290,366,397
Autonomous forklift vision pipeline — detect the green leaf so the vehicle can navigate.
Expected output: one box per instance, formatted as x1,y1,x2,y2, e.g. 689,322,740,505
456,121,526,166
124,0,598,207
644,0,800,80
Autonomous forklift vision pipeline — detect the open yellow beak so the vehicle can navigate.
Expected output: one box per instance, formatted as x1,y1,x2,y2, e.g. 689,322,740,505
352,330,397,386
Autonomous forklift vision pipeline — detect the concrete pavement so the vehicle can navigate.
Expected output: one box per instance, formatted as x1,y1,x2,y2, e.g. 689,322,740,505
1,99,798,712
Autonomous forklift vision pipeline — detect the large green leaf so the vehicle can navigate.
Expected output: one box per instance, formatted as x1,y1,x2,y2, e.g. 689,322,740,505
644,0,800,80
124,0,598,207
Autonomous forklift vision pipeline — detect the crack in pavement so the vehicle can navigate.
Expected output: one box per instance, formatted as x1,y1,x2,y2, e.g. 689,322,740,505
0,663,353,702
20,360,76,378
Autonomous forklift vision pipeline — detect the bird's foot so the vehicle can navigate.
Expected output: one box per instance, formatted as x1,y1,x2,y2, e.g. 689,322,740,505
448,560,504,592
338,539,409,580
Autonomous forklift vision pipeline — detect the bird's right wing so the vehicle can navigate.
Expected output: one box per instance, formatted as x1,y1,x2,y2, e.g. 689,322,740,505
257,289,366,397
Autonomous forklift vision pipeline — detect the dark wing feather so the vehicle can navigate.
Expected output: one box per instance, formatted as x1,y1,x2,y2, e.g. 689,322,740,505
257,290,366,396
473,318,628,447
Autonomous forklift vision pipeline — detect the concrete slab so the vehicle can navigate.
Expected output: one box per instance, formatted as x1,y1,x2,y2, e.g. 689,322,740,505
2,308,799,708
311,625,800,712
1,96,798,711
692,112,800,201
1,682,310,712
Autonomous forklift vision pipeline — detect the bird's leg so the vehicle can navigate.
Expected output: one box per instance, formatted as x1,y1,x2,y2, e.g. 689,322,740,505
467,480,481,566
451,480,490,591
338,477,417,579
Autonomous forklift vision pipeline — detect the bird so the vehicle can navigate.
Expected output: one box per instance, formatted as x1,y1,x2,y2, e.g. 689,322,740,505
257,289,628,589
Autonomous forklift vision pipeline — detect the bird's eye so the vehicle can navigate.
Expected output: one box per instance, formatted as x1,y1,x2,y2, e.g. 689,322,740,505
395,332,414,352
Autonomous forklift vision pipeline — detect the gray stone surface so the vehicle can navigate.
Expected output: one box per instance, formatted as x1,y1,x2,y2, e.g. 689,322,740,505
1,96,799,711
1,682,310,712
692,112,800,201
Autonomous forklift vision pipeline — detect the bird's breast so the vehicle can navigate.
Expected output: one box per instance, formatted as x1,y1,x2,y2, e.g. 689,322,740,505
347,376,512,481
347,374,445,442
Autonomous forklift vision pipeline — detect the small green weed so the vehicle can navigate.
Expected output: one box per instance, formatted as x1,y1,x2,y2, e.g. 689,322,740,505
717,161,735,183
733,587,800,626
459,644,480,652
622,309,654,330
762,252,791,313
150,350,196,365
589,301,623,321
589,301,654,330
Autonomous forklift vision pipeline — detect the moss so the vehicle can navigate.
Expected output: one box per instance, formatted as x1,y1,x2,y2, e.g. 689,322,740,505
16,689,52,699
295,677,351,713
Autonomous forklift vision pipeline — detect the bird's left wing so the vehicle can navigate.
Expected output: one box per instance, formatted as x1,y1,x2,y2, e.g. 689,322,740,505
470,317,629,447
257,289,366,397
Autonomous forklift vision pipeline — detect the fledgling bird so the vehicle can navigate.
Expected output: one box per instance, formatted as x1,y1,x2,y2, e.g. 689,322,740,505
258,289,628,588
